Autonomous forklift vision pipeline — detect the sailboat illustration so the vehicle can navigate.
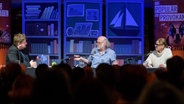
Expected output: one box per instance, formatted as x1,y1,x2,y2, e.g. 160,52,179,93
109,8,139,35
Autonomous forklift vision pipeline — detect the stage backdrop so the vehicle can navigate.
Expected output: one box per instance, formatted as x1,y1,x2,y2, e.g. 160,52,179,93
154,0,184,59
0,0,11,65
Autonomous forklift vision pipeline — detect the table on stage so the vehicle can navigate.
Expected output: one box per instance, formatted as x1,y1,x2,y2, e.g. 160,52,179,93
147,68,159,73
26,67,36,78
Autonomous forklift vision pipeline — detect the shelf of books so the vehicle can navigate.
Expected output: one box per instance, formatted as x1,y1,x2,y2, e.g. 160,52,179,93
106,0,144,65
22,0,61,66
64,0,102,67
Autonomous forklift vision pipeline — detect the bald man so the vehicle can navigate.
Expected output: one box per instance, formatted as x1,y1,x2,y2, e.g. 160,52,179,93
74,36,117,69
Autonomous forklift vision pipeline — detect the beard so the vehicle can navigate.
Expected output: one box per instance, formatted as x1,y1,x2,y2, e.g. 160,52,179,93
97,44,105,51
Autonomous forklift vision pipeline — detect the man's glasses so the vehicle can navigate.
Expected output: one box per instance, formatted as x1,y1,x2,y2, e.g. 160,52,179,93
97,41,104,44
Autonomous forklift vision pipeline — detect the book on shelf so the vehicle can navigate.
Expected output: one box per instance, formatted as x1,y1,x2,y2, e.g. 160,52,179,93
66,41,70,53
48,25,51,36
83,41,92,53
138,41,142,54
53,39,57,54
47,23,55,36
132,40,141,54
50,8,58,19
78,41,83,53
31,43,48,54
114,44,132,54
69,39,74,53
40,6,55,19
50,41,54,54
50,23,54,36
26,5,41,8
26,9,41,13
49,40,58,54
25,5,41,19
68,40,94,53
47,6,54,19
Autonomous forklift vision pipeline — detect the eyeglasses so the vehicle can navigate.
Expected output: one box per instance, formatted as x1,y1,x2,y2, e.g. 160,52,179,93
97,41,104,44
155,43,163,46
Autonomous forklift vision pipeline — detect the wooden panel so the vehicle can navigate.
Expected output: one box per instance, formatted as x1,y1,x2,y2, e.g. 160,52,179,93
0,48,8,65
172,50,184,59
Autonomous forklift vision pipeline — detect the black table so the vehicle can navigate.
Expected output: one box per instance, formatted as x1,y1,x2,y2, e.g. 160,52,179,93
26,67,36,78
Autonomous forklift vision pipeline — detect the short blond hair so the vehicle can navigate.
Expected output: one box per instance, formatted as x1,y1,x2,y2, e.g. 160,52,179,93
156,38,168,47
13,33,26,46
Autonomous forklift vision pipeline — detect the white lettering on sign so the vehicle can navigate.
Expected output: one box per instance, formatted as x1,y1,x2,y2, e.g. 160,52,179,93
0,3,2,9
0,10,8,17
155,5,178,13
159,13,184,21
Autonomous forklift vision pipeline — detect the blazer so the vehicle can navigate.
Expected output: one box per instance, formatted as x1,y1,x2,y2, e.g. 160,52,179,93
6,45,31,67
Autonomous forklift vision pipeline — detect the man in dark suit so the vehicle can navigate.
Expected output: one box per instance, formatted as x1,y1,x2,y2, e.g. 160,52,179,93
6,33,37,68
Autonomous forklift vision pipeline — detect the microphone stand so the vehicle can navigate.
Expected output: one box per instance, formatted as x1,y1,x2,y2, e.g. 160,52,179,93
60,58,71,64
145,51,153,59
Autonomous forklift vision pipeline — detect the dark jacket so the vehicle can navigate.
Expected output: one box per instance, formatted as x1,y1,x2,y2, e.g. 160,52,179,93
6,45,31,67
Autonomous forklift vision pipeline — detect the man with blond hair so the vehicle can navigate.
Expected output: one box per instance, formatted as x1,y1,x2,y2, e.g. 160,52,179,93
6,33,37,68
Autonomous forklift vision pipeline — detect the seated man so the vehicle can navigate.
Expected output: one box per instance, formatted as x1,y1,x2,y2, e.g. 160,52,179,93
74,36,117,69
6,33,37,68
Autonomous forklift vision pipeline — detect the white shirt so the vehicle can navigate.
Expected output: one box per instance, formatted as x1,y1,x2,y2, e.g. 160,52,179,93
143,48,173,68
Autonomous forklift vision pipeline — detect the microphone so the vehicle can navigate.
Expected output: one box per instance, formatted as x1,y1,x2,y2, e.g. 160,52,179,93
61,58,70,61
93,50,96,55
146,51,153,57
90,50,96,56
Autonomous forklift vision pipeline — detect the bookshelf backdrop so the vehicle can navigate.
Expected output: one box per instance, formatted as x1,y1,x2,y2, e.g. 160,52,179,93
63,0,103,67
22,0,144,67
22,0,62,66
106,0,144,65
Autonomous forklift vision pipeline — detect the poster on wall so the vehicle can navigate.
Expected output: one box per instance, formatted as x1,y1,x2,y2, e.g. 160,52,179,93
0,0,11,46
107,2,141,36
154,0,184,58
0,0,11,65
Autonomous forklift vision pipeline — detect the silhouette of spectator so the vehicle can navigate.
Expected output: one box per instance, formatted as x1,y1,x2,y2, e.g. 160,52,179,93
135,80,184,104
71,67,85,86
1,62,23,92
116,64,148,103
83,65,94,78
35,63,50,80
165,55,184,90
0,62,23,104
153,67,167,80
96,63,122,104
32,67,72,104
96,63,116,88
55,63,73,79
0,66,9,104
8,74,35,104
73,78,113,104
